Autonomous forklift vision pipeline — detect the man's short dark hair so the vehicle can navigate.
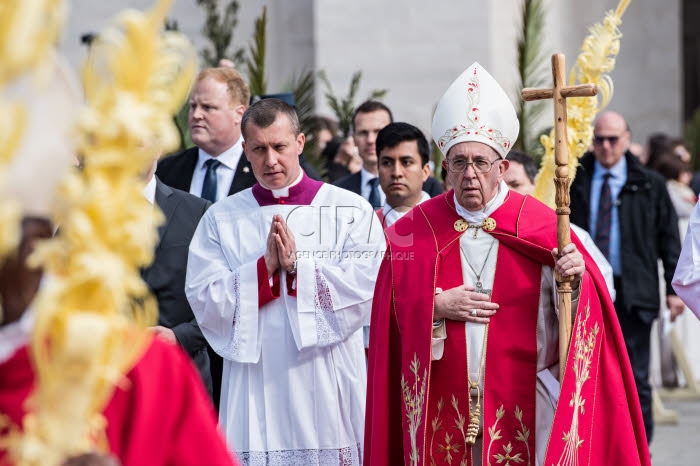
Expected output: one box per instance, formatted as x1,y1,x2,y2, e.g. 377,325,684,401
506,150,538,183
241,98,301,139
351,100,393,131
376,122,430,166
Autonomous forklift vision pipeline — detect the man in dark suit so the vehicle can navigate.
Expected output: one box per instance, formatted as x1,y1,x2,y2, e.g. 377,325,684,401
334,101,392,208
156,67,257,201
334,100,442,203
156,67,257,410
142,164,213,395
569,110,684,444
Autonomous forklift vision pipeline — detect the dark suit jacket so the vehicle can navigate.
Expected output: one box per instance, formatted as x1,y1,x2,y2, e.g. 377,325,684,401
142,179,213,393
156,146,257,198
334,171,443,198
569,151,681,322
300,153,322,181
422,176,443,197
333,170,363,194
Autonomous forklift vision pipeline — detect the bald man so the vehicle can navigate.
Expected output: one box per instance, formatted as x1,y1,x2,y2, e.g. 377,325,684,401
504,150,616,301
569,110,683,444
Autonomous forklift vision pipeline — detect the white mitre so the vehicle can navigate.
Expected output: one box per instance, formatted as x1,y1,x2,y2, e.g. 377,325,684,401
1,53,82,219
432,62,519,159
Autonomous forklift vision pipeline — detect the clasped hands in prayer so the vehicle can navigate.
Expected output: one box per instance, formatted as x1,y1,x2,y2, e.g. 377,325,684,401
433,243,585,323
264,214,298,277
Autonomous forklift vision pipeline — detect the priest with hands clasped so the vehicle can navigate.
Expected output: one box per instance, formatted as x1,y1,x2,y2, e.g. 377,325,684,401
263,213,298,279
187,98,385,465
364,63,650,466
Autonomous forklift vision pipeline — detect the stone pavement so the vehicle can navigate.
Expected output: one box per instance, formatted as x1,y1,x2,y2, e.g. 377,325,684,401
649,398,700,465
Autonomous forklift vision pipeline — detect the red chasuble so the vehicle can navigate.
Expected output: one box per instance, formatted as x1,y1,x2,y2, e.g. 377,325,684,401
364,190,649,466
0,337,237,466
375,208,386,228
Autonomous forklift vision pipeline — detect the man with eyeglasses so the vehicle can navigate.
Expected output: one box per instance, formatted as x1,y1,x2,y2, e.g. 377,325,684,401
365,64,649,466
569,110,683,445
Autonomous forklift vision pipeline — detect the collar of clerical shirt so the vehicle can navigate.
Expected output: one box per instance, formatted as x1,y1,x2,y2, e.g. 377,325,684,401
382,190,431,227
252,171,324,206
453,179,509,224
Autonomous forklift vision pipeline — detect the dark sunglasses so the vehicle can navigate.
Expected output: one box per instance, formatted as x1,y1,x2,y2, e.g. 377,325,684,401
593,135,620,145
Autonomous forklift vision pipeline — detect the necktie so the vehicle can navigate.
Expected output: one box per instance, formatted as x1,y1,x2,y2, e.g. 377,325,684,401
368,177,381,209
594,173,613,259
201,159,222,203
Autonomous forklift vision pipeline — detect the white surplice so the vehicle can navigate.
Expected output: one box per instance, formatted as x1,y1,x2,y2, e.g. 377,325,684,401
432,181,579,466
186,183,385,465
673,201,700,317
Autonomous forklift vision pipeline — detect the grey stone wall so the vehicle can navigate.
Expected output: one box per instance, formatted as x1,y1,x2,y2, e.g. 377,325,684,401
59,0,684,148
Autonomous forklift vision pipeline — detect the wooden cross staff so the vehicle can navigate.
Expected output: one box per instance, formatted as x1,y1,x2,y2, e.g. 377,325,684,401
521,53,597,381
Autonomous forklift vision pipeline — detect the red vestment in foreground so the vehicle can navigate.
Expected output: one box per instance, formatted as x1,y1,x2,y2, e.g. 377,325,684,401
0,337,237,466
365,190,650,466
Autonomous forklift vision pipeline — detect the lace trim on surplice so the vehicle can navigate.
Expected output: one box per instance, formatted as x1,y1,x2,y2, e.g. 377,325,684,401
219,270,242,359
239,443,361,466
313,266,341,346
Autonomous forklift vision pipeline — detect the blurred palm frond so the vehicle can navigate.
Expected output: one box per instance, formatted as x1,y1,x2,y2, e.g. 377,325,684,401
287,70,320,170
318,70,387,137
197,0,245,68
514,0,550,158
246,6,268,97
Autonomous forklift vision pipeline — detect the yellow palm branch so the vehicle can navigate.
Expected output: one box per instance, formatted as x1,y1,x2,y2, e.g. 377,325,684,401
533,0,630,207
2,0,198,464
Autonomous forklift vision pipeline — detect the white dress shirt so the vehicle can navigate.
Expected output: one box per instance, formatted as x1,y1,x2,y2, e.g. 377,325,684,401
189,136,244,202
360,168,385,206
142,174,157,205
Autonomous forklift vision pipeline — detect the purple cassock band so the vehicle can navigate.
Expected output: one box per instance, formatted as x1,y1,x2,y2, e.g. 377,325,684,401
251,173,324,207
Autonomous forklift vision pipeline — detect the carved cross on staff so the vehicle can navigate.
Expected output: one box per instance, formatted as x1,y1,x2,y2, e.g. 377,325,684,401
521,53,597,381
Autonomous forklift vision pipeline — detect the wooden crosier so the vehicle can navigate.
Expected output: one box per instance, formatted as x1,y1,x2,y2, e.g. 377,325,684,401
521,53,597,381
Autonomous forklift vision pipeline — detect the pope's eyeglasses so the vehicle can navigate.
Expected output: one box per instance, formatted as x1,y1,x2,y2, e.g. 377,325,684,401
445,157,500,174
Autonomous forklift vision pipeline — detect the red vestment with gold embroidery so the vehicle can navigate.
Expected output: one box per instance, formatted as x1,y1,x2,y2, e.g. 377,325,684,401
364,190,649,466
0,338,237,466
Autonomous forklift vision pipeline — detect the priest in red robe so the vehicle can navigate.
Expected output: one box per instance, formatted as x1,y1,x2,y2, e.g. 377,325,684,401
0,218,238,466
364,62,650,466
0,54,236,466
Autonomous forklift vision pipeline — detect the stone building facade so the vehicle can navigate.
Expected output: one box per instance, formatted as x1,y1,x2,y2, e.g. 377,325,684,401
61,0,688,149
